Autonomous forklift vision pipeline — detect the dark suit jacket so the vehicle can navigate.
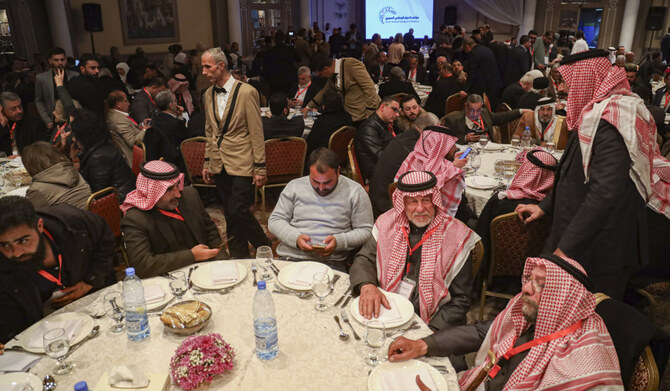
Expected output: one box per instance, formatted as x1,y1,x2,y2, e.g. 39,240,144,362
354,112,394,181
68,74,105,118
130,88,158,123
652,86,670,113
632,82,652,103
425,76,463,118
500,82,526,109
34,69,78,126
262,115,305,139
503,46,531,87
305,111,353,159
464,44,503,100
0,114,48,156
145,112,187,164
405,66,428,85
442,108,522,144
288,82,319,107
121,186,225,278
262,43,299,94
368,63,392,84
378,79,419,100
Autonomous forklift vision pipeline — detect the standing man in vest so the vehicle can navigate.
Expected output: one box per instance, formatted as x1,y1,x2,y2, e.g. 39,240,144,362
200,47,270,258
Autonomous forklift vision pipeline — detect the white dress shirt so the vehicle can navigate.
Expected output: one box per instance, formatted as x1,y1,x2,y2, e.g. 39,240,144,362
215,76,237,120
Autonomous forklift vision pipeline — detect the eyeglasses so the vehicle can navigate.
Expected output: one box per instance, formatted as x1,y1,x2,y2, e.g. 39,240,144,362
522,275,545,294
466,107,482,115
384,104,399,113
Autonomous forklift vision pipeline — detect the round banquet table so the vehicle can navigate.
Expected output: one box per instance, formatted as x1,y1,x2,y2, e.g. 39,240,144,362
10,259,459,390
0,156,29,198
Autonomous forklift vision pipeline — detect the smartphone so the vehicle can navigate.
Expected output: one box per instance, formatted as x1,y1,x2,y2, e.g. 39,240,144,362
309,242,326,249
459,147,472,159
75,59,80,66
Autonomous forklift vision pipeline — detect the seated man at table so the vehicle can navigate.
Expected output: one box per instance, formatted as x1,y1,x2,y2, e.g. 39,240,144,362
387,255,624,390
394,95,425,133
120,160,226,278
0,196,116,342
475,148,558,278
513,97,569,149
378,67,419,101
262,92,305,140
0,91,48,156
350,171,479,330
354,96,401,182
442,94,528,144
424,63,464,119
268,148,373,272
288,66,319,108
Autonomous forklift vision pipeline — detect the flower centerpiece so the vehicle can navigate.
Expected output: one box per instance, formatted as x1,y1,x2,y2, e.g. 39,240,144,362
170,333,235,390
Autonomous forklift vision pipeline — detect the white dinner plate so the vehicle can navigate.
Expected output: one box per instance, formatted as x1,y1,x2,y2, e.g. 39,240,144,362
0,372,43,391
142,278,174,311
19,312,94,354
277,261,334,291
367,359,448,391
191,261,248,290
465,176,500,190
350,290,414,329
483,142,503,151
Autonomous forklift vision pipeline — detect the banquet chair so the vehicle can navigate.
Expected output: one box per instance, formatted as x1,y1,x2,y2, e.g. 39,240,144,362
445,93,467,115
257,137,307,219
479,211,551,320
132,141,146,177
348,139,368,192
483,93,492,112
471,240,484,278
635,282,670,320
180,137,216,189
491,126,502,144
628,346,660,391
86,187,129,268
495,103,512,143
328,125,356,172
388,182,397,201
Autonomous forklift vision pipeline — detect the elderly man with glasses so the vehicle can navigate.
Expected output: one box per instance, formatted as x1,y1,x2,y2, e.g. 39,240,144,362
353,96,401,182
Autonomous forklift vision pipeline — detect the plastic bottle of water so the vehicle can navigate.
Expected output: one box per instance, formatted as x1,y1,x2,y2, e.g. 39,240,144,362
522,126,532,148
253,281,279,360
122,267,150,341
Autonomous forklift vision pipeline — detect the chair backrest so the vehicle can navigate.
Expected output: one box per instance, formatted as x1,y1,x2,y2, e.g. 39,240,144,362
471,240,485,278
86,187,122,238
445,93,467,115
180,137,207,184
491,126,502,144
348,139,365,186
483,93,492,112
391,93,407,102
132,141,146,177
328,126,356,166
265,137,307,185
495,103,512,143
388,182,397,202
488,211,551,282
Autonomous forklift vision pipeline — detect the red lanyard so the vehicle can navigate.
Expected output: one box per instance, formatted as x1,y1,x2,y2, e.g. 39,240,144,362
295,82,311,98
401,224,438,257
487,320,583,379
664,90,670,111
540,119,554,138
144,88,156,106
52,123,67,143
9,122,15,141
38,229,64,287
127,115,139,126
410,69,417,80
158,207,184,221
474,116,485,132
388,123,396,137
552,78,559,92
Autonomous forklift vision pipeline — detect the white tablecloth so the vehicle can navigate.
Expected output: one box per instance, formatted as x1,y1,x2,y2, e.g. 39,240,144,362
374,84,432,107
0,157,29,197
11,260,459,390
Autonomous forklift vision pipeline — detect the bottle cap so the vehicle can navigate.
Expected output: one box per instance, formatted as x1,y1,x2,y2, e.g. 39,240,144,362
125,267,136,276
257,280,266,290
74,381,89,391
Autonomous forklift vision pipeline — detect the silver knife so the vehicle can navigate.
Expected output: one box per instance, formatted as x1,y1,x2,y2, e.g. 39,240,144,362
341,295,352,308
333,285,351,306
330,274,341,290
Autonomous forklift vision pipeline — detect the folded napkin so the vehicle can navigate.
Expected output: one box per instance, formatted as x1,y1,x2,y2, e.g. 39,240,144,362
108,365,150,388
211,262,239,284
0,351,42,372
484,142,502,150
373,298,403,324
379,366,438,391
96,372,169,391
0,384,30,391
27,318,84,349
289,263,328,287
143,284,165,304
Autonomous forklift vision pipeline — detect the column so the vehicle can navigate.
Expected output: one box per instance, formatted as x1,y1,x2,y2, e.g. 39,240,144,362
519,0,537,39
45,0,74,55
227,0,243,54
300,0,311,30
618,0,640,51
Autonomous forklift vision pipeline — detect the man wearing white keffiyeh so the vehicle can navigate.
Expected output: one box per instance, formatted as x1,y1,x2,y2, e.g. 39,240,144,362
349,171,479,330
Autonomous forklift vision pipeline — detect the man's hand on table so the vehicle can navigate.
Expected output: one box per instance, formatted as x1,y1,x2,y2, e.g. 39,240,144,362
465,133,481,143
388,336,428,362
515,204,545,224
314,235,336,257
52,281,93,307
359,284,391,319
192,244,220,261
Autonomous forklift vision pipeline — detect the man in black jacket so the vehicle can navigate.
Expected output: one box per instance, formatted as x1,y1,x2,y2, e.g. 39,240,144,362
368,51,392,84
652,70,670,112
68,53,105,118
503,35,532,87
130,77,167,124
378,67,419,100
625,63,652,103
144,90,187,168
0,196,115,342
0,91,47,156
288,66,319,108
262,30,300,95
425,63,464,118
262,92,305,139
501,70,535,109
462,38,502,106
354,96,400,181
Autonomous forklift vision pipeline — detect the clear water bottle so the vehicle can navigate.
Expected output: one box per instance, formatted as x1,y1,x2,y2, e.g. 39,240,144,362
74,381,90,391
253,281,279,360
521,126,532,148
123,267,150,341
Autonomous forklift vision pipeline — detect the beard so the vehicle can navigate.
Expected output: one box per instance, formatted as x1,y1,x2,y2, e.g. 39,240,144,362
8,235,47,270
521,294,539,324
408,212,432,228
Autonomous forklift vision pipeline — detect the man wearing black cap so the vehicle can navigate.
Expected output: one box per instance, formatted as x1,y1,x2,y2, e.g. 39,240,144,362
518,77,549,109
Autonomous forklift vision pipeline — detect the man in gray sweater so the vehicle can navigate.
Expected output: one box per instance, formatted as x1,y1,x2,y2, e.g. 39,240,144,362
268,148,373,272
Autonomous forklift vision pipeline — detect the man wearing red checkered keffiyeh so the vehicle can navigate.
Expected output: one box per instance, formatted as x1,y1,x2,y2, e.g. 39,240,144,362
120,161,225,278
350,171,479,330
388,255,623,391
515,49,669,299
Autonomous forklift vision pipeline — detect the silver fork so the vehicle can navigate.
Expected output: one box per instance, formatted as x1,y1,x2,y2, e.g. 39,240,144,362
339,309,360,341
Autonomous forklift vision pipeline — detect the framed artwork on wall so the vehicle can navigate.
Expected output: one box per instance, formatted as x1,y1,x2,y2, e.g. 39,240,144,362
119,0,179,45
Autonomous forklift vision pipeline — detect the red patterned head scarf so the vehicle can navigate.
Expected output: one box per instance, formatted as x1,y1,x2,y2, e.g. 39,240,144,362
374,171,478,323
395,126,464,217
560,51,670,218
502,148,558,201
168,74,194,114
459,256,622,390
120,160,184,214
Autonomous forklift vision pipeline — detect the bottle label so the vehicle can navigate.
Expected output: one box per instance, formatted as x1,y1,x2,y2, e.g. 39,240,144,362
255,329,278,350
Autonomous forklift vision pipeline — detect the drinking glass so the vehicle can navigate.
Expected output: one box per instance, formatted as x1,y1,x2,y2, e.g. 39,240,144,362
479,136,489,151
503,162,517,188
494,159,505,180
470,155,481,178
546,142,556,153
511,137,520,149
169,271,188,301
311,272,331,311
364,320,386,366
256,245,274,281
103,291,125,334
43,328,73,375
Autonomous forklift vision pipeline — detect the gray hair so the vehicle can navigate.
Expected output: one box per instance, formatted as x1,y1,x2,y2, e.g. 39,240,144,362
466,94,483,105
204,47,229,70
390,66,404,80
154,90,175,111
520,72,535,84
297,66,311,76
0,91,20,107
413,112,439,132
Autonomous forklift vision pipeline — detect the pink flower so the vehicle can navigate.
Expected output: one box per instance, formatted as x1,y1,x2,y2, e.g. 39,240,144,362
170,333,235,390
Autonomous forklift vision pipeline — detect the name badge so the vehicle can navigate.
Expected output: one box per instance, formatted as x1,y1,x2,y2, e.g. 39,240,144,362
397,277,416,300
544,56,549,65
